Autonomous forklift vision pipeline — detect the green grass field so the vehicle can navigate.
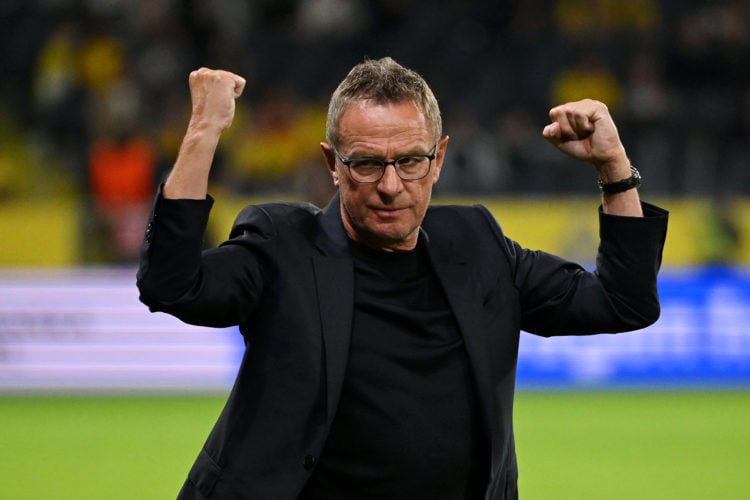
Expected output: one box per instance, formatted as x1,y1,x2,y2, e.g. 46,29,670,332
1,391,748,499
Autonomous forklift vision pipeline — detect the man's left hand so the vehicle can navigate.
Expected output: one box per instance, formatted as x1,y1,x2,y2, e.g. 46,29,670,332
543,99,629,177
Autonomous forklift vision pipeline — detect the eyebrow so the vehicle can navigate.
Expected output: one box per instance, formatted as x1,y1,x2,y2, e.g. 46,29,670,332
346,146,431,158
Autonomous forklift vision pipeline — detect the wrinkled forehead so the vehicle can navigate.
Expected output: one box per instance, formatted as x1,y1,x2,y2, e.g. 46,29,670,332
336,100,432,146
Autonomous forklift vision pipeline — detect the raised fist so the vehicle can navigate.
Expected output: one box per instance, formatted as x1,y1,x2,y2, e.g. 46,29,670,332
187,68,246,134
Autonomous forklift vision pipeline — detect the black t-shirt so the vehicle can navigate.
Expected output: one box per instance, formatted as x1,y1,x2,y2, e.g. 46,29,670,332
301,240,486,499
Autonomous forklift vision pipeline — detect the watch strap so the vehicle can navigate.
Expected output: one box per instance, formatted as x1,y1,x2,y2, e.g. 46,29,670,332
598,165,641,194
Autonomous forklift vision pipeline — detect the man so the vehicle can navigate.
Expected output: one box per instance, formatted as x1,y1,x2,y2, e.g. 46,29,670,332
137,57,668,499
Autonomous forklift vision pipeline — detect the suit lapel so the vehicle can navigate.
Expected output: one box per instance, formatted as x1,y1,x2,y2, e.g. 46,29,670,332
313,255,353,423
420,222,496,440
313,193,355,423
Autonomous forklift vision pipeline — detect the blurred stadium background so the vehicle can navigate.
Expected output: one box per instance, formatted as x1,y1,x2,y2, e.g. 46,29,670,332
1,1,749,498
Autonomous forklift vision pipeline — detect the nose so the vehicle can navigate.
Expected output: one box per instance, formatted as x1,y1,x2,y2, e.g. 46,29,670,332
377,163,403,195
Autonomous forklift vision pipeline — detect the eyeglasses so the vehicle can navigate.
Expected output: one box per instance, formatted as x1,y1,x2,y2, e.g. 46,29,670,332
334,144,438,183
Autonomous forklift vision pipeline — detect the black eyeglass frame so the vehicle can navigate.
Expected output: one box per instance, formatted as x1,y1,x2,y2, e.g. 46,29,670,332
333,143,438,183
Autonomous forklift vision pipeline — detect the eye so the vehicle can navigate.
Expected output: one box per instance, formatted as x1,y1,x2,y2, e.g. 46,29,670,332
396,156,426,174
396,156,421,167
350,159,384,170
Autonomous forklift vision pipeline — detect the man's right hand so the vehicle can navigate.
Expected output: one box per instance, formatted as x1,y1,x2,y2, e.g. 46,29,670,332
188,68,246,135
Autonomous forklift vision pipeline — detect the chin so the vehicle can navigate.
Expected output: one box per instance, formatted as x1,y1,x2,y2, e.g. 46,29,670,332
368,226,417,249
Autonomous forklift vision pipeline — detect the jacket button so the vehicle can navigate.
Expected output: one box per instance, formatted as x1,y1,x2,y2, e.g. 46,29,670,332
303,454,317,470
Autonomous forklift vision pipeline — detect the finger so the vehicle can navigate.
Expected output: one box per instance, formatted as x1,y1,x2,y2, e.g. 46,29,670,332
542,122,561,143
570,111,594,137
552,108,593,141
192,67,215,82
547,107,566,134
232,75,246,98
553,110,579,141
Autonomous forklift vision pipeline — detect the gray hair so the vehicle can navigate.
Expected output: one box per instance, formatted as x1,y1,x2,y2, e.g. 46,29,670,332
326,57,442,146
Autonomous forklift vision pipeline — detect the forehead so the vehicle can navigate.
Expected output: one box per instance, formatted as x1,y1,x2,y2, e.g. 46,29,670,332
337,100,431,150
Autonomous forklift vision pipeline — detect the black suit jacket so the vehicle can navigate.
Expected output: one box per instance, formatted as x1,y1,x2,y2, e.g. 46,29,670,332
138,191,668,499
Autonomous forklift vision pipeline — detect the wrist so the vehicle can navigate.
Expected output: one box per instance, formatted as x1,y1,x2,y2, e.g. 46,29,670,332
179,124,222,156
598,165,641,194
595,150,630,181
187,115,226,140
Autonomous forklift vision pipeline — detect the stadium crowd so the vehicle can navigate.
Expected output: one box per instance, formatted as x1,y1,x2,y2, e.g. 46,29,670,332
0,0,748,261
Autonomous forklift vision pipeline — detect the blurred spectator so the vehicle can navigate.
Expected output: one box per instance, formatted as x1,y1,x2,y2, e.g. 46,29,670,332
86,75,157,263
32,17,89,187
554,0,659,38
87,130,156,263
294,0,368,39
0,116,35,200
439,107,504,194
620,50,674,194
79,29,124,96
221,87,327,195
492,107,564,194
700,197,741,265
549,51,624,114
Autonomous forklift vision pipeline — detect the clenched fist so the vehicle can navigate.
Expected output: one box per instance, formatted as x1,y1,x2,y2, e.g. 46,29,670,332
188,68,246,135
543,99,642,215
542,99,628,173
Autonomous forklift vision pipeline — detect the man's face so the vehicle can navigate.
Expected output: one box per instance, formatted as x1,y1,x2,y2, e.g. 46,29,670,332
321,100,448,252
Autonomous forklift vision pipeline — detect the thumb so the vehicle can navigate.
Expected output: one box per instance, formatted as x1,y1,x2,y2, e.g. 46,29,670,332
542,122,562,145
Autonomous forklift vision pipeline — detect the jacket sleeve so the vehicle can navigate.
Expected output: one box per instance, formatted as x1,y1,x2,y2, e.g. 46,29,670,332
136,186,266,328
492,202,668,336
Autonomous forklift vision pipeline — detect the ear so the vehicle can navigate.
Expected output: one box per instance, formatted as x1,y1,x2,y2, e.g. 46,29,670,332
431,135,449,184
320,142,340,186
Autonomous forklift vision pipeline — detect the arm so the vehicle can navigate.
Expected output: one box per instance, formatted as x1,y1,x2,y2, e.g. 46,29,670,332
137,69,258,327
511,203,668,336
509,99,668,334
542,99,643,217
164,68,246,199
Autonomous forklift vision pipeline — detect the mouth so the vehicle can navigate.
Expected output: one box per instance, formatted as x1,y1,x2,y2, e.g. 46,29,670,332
372,207,405,218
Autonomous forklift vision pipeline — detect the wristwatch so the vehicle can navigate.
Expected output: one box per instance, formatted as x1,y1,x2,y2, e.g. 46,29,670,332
598,165,641,194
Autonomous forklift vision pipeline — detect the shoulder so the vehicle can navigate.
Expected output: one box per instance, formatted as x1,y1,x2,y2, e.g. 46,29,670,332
423,203,508,251
424,203,520,264
229,201,322,240
424,203,501,237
